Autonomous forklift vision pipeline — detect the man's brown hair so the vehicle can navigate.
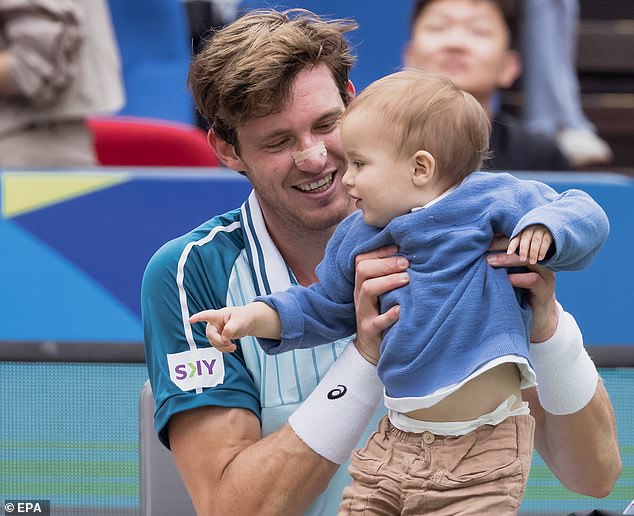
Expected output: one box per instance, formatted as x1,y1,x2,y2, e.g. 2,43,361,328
188,9,357,149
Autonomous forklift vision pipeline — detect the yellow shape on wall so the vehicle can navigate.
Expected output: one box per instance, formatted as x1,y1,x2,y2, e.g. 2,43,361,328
2,172,128,218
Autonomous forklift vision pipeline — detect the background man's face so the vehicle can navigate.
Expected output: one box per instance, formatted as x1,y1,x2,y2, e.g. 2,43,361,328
404,0,519,108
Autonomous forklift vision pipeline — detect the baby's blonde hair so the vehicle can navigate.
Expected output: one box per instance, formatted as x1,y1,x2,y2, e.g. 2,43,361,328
344,69,491,187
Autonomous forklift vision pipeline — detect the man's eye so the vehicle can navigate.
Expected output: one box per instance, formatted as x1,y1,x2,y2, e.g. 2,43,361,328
316,124,332,132
421,21,447,32
264,139,288,151
316,121,338,133
470,25,494,37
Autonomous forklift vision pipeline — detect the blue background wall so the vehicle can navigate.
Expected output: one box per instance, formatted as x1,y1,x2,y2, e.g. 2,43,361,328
1,169,632,345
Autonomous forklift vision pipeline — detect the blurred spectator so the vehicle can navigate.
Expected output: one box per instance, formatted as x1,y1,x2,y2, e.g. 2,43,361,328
0,0,125,169
184,0,242,55
521,0,613,167
403,0,573,171
184,0,242,129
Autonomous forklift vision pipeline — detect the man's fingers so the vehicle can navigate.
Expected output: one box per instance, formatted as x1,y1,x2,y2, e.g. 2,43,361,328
487,252,525,267
355,257,409,287
507,271,542,290
355,246,399,268
357,272,409,301
373,305,400,333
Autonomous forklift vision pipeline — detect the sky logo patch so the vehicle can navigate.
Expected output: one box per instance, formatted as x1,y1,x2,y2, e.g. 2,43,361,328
167,347,225,391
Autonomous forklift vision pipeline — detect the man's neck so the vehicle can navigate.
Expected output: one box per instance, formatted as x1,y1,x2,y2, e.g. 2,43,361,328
267,224,332,287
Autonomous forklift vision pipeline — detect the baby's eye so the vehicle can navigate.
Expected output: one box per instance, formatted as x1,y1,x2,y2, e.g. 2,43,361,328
352,160,364,169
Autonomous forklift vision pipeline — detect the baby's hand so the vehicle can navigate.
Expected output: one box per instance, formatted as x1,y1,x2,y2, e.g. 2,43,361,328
189,307,249,352
507,224,553,265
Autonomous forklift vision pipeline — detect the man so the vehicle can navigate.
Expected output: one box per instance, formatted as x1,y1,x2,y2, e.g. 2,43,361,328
142,9,620,515
403,0,573,171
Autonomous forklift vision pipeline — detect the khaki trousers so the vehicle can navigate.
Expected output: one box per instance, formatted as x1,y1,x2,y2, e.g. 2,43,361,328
339,414,535,516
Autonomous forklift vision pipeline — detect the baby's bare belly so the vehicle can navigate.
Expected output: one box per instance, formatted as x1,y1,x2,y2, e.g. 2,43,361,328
406,363,523,422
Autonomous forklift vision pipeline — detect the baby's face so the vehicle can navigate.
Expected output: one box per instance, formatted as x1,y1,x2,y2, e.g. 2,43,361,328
340,110,421,227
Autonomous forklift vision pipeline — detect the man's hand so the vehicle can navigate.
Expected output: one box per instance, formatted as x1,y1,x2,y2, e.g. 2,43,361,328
353,246,409,364
487,235,558,342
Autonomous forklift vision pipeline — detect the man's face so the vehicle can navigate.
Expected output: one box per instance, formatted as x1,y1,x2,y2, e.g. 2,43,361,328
227,65,353,237
404,0,518,108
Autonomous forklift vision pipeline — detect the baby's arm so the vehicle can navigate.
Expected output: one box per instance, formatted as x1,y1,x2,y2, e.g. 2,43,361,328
189,302,281,352
507,224,554,265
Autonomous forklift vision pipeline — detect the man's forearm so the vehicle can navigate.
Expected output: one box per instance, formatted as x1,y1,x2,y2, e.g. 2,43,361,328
526,304,621,496
525,381,621,497
170,407,338,516
211,424,338,516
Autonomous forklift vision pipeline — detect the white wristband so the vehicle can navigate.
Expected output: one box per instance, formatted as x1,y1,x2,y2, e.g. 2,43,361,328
529,302,599,415
288,343,383,464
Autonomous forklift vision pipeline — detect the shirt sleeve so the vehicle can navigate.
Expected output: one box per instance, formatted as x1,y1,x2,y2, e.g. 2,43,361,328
256,216,358,353
141,233,260,449
2,0,83,104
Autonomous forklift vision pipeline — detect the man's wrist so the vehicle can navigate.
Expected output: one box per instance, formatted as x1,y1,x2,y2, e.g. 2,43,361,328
529,303,599,415
530,296,559,343
288,343,383,464
353,338,379,366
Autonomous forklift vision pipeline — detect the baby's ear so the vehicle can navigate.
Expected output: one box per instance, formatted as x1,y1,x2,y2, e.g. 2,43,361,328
410,150,435,186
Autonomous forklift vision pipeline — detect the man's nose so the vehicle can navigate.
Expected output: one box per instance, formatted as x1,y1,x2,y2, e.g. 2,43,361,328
292,142,327,172
442,26,468,48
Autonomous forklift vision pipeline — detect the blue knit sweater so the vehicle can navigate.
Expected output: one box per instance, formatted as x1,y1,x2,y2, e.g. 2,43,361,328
257,172,609,400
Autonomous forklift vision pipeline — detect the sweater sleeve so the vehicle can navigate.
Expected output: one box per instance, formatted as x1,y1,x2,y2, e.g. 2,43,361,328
502,178,609,271
256,216,358,354
2,0,83,105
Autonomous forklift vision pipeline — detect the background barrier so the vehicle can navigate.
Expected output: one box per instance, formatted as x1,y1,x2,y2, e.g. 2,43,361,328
0,169,631,348
1,168,632,514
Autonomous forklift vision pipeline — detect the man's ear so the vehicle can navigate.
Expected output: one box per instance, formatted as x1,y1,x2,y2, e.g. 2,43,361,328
497,49,521,89
347,80,356,99
207,130,246,172
410,150,435,186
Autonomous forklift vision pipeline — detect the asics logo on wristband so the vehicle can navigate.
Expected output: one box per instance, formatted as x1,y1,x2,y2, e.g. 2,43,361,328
327,384,347,399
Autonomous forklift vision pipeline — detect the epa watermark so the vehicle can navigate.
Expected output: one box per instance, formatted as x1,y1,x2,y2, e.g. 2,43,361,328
4,500,50,515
